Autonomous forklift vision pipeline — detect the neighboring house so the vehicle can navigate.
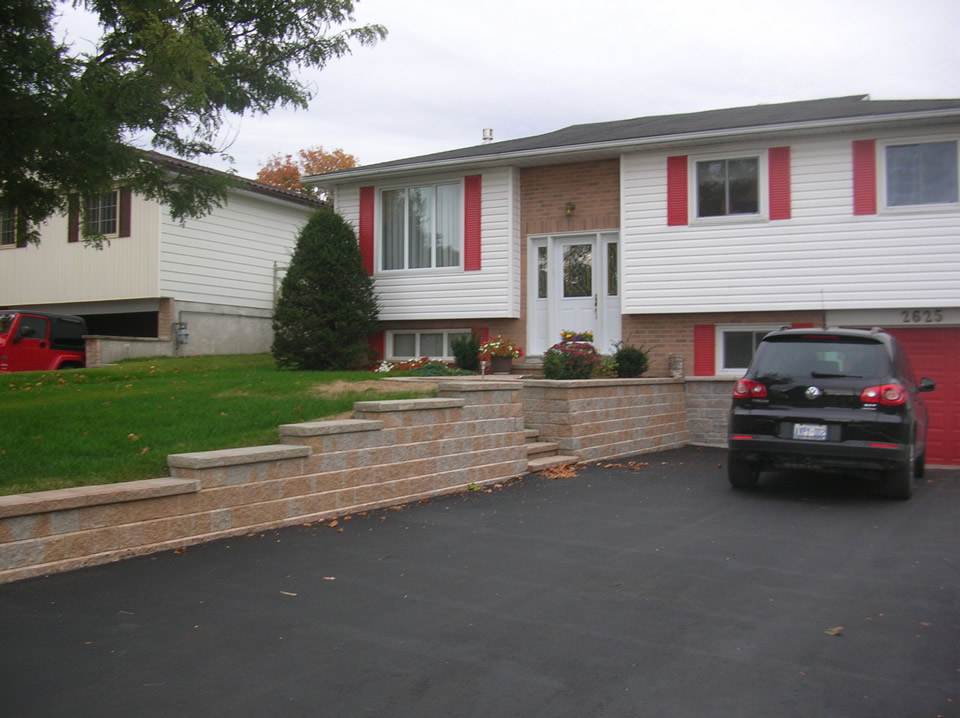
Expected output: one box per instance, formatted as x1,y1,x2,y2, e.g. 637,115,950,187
0,151,322,359
308,95,960,466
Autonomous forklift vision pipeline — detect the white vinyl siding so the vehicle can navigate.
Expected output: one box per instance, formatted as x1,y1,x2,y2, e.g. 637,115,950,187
334,167,520,321
0,194,161,305
620,129,960,314
159,191,313,310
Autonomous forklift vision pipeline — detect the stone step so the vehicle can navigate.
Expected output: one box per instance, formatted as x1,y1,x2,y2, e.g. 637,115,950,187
524,428,540,442
526,441,559,458
527,455,581,472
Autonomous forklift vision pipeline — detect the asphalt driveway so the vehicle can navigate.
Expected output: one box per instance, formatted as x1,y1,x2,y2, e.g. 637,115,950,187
1,446,958,717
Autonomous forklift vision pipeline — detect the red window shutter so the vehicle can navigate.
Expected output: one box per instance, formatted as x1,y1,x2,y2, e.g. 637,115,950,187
693,324,715,376
67,194,80,243
791,322,815,328
470,326,489,344
768,146,791,220
667,156,688,226
369,331,385,360
464,175,482,271
118,187,132,237
852,139,877,215
358,186,375,275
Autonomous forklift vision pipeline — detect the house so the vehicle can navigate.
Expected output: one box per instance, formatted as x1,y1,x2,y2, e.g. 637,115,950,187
0,151,322,361
307,95,960,466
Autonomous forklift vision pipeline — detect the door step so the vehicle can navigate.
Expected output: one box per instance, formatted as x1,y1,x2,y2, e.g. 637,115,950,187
524,430,579,472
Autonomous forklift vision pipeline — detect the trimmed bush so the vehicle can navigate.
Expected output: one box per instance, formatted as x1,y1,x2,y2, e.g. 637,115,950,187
272,209,380,370
613,341,651,378
451,332,482,371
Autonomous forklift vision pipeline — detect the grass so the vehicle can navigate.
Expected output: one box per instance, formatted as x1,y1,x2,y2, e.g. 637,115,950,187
0,354,434,496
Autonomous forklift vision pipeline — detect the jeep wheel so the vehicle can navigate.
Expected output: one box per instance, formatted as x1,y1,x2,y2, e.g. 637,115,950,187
728,457,759,490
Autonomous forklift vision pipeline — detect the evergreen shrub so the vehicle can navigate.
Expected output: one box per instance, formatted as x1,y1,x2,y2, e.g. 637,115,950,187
272,209,380,370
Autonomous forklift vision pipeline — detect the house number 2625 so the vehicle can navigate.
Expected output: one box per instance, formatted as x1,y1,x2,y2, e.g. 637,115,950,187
900,309,943,324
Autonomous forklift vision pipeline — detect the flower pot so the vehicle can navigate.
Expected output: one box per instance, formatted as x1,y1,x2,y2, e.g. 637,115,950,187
490,356,513,374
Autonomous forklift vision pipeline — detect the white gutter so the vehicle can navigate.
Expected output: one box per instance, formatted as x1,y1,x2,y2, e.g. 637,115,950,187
304,108,960,187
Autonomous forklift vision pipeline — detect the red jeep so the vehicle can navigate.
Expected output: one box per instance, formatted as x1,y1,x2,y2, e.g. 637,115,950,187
0,310,87,372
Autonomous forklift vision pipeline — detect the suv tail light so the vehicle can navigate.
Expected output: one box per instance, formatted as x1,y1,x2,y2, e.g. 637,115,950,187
733,379,768,399
860,384,906,406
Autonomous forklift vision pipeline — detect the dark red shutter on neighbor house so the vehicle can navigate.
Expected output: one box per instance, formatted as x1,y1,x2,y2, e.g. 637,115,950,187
666,156,688,226
369,331,385,360
358,186,375,275
768,146,791,220
67,194,80,243
791,322,816,328
693,324,715,376
852,139,877,215
118,187,132,238
464,175,482,271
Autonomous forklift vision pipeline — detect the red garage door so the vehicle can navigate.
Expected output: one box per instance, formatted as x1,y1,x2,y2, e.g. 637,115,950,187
886,327,960,466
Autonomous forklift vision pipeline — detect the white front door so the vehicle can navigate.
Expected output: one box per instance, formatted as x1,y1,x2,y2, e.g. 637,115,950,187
528,232,621,355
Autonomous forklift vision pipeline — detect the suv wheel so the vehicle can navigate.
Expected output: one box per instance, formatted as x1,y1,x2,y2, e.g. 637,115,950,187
728,456,759,490
881,445,914,500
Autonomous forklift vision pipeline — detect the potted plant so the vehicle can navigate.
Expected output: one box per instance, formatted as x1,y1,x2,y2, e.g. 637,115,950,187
478,336,523,374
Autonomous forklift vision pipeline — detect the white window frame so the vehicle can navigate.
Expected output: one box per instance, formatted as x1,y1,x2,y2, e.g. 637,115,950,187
878,135,960,214
85,189,120,238
0,208,17,247
689,150,768,225
386,328,472,361
716,324,781,374
377,176,464,274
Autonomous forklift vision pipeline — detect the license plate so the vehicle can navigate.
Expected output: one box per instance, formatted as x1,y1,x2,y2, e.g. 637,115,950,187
793,423,828,441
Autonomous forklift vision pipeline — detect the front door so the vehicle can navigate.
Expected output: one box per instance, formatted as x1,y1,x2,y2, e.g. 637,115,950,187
528,232,620,355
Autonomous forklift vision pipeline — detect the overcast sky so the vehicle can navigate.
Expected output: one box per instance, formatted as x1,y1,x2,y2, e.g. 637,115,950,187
58,0,960,179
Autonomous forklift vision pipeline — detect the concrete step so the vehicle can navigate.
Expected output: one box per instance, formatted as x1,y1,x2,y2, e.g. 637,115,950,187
524,428,541,443
527,455,581,472
526,441,560,458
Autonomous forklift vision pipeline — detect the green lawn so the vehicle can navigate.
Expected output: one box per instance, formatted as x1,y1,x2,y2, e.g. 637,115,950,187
0,354,433,496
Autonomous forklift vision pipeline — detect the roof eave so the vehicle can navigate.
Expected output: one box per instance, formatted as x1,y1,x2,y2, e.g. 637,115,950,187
304,108,960,188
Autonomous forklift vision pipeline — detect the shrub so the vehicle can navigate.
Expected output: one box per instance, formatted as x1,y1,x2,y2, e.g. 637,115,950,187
542,340,601,380
613,341,651,378
451,333,482,371
272,209,380,370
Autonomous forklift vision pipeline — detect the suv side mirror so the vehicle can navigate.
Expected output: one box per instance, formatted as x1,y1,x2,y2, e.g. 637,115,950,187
919,377,936,392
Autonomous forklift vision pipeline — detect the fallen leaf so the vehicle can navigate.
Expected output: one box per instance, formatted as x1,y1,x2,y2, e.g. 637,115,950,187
328,519,339,528
824,626,844,636
173,547,186,555
127,433,139,441
540,464,579,479
280,591,297,597
323,576,336,581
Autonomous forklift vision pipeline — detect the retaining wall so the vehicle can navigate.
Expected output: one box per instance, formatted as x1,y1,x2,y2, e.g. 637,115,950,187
0,382,525,584
521,378,690,461
0,377,730,583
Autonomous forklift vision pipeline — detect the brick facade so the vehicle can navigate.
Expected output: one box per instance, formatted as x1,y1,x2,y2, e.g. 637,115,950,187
622,310,825,377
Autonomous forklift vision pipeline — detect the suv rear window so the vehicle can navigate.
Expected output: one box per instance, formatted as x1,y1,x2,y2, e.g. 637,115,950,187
751,337,892,379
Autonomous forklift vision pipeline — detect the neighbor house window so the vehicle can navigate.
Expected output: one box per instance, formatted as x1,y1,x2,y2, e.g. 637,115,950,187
884,140,958,208
387,329,470,360
0,209,16,246
381,182,461,270
696,156,760,217
85,191,119,236
718,325,780,373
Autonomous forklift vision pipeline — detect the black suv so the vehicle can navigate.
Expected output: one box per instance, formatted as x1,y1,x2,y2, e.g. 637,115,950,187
727,327,935,499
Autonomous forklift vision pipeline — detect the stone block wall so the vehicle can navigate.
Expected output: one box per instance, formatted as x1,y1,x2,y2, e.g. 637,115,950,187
684,377,737,447
522,378,689,461
0,381,525,583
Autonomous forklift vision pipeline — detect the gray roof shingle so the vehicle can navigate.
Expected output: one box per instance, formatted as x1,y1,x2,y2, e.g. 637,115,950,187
312,95,960,181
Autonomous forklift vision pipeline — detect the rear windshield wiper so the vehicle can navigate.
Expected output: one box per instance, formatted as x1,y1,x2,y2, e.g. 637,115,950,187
811,372,861,378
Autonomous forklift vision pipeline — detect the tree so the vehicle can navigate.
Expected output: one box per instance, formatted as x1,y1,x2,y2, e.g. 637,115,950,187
272,208,379,370
0,0,385,244
257,147,358,199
